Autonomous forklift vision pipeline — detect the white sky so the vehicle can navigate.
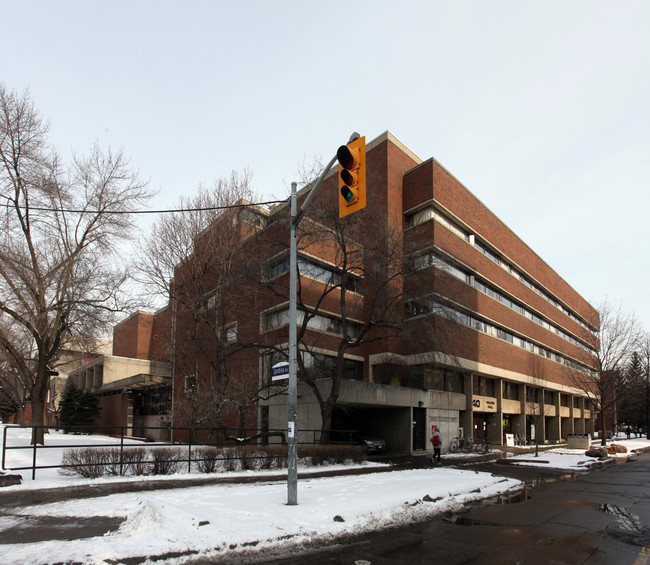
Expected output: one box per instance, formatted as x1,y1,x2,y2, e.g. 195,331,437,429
2,1,649,331
3,426,638,564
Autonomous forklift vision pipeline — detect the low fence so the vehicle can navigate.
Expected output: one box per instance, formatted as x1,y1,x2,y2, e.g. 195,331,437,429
1,424,360,480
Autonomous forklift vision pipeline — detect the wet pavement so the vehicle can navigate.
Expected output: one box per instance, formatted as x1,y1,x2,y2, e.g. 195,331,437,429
0,514,124,544
246,450,650,565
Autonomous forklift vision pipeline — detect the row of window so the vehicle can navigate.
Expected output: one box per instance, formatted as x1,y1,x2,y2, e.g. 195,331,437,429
419,253,596,355
474,240,593,334
407,365,464,393
265,254,360,293
406,205,595,334
405,296,594,375
262,349,362,383
407,207,468,241
265,307,363,339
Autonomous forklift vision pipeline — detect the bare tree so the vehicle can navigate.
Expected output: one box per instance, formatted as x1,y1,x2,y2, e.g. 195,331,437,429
136,171,254,303
0,85,152,443
636,333,650,439
262,198,461,443
136,172,278,434
569,300,643,445
301,215,404,442
526,355,547,456
0,342,27,420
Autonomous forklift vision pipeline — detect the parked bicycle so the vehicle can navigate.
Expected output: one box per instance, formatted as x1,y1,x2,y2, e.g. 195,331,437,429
449,436,474,453
474,438,492,455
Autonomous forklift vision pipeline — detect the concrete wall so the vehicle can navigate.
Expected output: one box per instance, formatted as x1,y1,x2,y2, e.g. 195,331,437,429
264,378,466,454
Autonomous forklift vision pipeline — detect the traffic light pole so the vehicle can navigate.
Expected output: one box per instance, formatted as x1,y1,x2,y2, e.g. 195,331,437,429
287,132,359,506
288,181,299,506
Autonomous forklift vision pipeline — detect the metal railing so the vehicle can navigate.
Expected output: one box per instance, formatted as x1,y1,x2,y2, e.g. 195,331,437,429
1,424,360,480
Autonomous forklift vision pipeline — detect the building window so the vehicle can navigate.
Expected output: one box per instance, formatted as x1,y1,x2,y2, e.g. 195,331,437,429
408,365,463,392
406,206,469,241
406,207,435,227
473,236,596,338
412,252,436,271
202,289,217,311
265,255,290,280
264,308,290,330
302,350,363,381
264,307,362,338
184,374,196,393
445,370,463,393
240,208,266,229
473,376,495,397
222,323,237,343
264,254,361,293
526,387,539,403
407,298,596,376
300,260,360,293
504,382,519,400
133,386,172,416
475,240,501,265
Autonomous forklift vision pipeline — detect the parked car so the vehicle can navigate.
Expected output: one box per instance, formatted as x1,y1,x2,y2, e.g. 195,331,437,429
358,435,386,453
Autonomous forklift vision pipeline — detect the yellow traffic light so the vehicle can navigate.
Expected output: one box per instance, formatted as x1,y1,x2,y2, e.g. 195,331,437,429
337,136,366,217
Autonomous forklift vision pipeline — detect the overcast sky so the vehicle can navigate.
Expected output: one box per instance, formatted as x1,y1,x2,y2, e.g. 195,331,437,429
2,1,649,331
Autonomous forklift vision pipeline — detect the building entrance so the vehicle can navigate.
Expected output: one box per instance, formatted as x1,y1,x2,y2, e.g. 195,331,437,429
473,414,488,440
502,415,512,443
413,407,426,451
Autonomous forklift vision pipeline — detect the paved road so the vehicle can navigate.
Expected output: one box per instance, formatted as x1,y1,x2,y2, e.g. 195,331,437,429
230,453,650,565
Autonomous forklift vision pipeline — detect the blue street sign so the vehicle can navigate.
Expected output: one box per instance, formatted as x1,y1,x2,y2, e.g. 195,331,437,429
271,361,290,381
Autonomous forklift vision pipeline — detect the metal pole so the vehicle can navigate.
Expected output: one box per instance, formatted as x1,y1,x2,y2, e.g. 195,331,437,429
32,428,38,480
120,427,124,476
287,181,299,505
285,132,359,505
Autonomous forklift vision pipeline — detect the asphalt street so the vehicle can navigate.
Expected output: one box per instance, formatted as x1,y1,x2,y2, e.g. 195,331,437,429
238,452,650,565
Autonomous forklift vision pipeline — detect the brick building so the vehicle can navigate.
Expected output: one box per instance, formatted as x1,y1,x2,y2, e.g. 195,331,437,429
67,309,172,441
169,131,599,453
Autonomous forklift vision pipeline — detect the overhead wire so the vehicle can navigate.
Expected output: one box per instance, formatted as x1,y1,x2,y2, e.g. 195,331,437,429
0,196,287,216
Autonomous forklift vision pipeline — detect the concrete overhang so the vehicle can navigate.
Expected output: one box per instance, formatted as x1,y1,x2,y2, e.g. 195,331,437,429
98,373,172,393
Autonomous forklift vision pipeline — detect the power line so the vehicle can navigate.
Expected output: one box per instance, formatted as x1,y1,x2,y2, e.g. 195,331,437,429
0,198,286,216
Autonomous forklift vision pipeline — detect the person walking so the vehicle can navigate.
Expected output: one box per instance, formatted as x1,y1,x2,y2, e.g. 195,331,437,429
431,426,442,464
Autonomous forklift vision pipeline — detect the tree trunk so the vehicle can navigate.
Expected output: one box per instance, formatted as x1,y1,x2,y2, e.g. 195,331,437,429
319,398,335,445
645,378,650,439
30,368,51,445
30,396,46,445
600,407,607,446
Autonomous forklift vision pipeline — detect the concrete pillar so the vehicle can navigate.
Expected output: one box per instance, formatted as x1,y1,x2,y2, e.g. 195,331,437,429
458,373,473,440
494,379,504,446
547,390,561,442
561,394,575,439
512,383,526,441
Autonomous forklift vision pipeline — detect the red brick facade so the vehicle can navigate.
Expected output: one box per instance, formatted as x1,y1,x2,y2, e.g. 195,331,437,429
113,309,171,363
168,131,598,451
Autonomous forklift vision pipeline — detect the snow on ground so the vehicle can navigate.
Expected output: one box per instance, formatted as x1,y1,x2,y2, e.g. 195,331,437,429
1,467,523,565
0,425,374,490
1,427,649,565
